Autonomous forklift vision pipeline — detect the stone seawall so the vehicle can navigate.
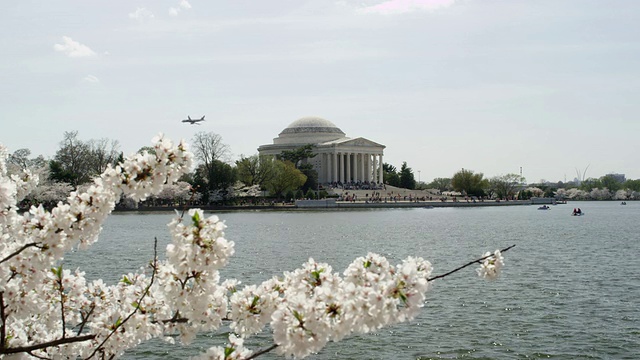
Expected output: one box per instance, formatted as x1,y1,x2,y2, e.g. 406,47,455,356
297,199,531,209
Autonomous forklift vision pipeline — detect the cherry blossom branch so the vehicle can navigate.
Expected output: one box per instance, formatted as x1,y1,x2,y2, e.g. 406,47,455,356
0,242,43,265
84,238,159,360
0,334,96,355
427,244,515,282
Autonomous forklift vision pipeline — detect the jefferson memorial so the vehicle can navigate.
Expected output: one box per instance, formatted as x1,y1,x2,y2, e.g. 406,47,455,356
258,117,385,184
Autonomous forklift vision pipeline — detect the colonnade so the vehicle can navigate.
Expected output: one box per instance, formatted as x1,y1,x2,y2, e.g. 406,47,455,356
320,152,384,184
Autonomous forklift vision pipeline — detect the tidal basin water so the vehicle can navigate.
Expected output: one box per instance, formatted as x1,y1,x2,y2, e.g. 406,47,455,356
64,202,640,359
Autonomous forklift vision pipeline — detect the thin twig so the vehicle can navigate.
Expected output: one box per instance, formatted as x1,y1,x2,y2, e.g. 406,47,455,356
0,292,5,352
0,243,41,265
84,238,159,360
180,186,199,219
77,304,95,336
26,350,52,360
245,344,279,360
56,271,66,339
427,244,515,282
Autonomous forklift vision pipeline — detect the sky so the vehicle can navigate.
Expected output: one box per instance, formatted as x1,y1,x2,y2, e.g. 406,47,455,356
1,0,639,184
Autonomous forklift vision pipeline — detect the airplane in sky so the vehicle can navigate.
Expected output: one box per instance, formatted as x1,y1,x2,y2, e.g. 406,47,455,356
182,115,205,125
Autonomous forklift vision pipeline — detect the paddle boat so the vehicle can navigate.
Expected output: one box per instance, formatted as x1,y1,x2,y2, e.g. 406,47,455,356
538,205,551,210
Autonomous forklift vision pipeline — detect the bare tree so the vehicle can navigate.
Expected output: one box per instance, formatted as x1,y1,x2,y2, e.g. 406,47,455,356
190,132,232,201
51,131,92,186
191,132,230,174
7,148,31,171
50,132,120,187
87,138,120,174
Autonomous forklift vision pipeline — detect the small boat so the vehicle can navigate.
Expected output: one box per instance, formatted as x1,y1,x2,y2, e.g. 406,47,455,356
538,205,550,210
621,202,627,205
571,212,585,216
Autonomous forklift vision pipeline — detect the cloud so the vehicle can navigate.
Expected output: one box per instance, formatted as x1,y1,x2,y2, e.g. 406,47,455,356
82,75,100,83
169,0,192,16
53,36,96,57
128,7,154,21
362,0,455,14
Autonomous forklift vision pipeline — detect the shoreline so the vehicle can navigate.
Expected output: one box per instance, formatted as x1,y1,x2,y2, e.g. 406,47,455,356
114,199,538,212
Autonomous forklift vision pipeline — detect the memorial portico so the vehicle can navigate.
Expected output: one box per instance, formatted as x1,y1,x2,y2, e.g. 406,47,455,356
258,117,386,185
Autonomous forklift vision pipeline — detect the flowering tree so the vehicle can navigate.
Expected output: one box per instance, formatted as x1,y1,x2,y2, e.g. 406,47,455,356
523,187,544,198
149,181,195,205
25,182,74,204
590,187,612,200
0,135,509,359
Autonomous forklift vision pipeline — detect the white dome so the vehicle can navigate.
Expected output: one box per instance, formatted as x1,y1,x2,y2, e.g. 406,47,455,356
272,116,346,145
279,116,345,135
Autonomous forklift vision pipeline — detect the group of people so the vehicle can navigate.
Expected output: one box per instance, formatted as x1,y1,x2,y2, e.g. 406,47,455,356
572,208,583,215
330,180,385,191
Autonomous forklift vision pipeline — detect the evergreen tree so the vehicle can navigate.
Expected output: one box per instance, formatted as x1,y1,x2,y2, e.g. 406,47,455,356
399,162,416,190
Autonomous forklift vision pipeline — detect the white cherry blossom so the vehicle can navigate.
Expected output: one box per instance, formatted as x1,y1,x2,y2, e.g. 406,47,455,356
0,135,508,359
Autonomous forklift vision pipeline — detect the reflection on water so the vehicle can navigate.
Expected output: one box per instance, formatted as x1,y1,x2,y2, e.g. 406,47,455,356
64,202,640,359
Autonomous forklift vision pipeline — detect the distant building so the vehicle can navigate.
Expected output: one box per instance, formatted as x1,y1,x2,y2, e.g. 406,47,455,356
606,173,626,183
258,116,385,184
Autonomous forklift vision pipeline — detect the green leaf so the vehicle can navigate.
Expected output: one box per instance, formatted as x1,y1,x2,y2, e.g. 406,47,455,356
399,291,407,304
191,211,201,226
224,346,235,358
363,260,371,268
121,276,132,285
51,265,63,279
310,268,324,286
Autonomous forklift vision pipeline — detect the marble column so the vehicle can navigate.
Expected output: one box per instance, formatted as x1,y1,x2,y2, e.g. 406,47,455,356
353,153,359,182
331,152,338,182
372,154,378,183
360,153,365,183
323,153,328,183
366,154,370,183
346,153,351,183
338,153,344,184
378,154,384,185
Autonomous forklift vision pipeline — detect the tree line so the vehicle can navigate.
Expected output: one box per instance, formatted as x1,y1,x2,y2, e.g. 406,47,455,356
7,131,640,206
8,132,326,206
421,170,640,201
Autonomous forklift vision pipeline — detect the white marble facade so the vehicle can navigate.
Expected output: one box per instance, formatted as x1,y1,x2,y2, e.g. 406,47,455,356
258,117,385,184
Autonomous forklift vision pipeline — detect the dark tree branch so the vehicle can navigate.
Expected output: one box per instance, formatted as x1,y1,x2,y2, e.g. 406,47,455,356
0,243,42,265
245,344,279,360
427,245,515,282
55,271,67,339
1,335,96,354
77,304,95,336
